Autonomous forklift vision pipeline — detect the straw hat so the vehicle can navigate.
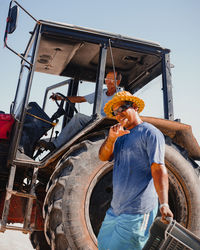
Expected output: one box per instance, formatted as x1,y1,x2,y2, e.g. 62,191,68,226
104,91,145,118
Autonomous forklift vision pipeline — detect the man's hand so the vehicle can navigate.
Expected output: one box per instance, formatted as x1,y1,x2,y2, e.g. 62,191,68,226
109,120,130,141
160,205,173,223
49,93,63,101
99,120,130,161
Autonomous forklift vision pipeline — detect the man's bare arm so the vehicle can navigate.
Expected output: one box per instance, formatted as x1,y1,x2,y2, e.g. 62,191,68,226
151,163,173,220
50,93,86,103
99,136,116,161
67,96,86,103
99,123,130,161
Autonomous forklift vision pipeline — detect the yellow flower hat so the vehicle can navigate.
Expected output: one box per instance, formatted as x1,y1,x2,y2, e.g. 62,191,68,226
104,91,145,118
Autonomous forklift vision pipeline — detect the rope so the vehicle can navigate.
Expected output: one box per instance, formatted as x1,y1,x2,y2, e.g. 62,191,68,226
109,39,117,91
26,112,57,126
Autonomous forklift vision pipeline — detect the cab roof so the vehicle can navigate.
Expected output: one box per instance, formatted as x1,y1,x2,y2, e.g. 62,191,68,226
34,20,170,92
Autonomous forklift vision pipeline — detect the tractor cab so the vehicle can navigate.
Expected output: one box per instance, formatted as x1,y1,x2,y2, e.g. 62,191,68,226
2,2,174,168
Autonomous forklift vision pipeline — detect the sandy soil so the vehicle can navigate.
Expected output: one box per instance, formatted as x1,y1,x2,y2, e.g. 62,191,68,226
0,227,33,250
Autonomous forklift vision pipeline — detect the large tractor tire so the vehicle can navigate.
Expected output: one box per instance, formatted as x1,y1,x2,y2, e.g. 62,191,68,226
165,144,200,235
42,134,200,250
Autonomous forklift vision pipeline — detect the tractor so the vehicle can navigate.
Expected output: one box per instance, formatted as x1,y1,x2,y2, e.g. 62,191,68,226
0,1,200,249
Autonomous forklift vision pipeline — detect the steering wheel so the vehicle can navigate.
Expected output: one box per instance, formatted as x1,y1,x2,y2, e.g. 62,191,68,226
51,92,78,121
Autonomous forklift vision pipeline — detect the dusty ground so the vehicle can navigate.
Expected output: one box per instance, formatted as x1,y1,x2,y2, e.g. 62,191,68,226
0,226,33,250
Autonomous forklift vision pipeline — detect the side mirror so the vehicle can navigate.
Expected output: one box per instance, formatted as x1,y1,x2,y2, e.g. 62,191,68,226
4,1,37,66
7,5,19,34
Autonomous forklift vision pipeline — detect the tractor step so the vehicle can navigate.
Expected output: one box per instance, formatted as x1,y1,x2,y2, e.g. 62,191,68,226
7,189,36,199
1,164,39,232
0,221,32,233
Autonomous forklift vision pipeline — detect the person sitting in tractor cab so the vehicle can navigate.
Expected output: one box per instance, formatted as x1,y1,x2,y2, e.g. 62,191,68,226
39,72,122,151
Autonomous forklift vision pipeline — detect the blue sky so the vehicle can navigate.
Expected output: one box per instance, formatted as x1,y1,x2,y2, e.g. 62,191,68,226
0,0,200,143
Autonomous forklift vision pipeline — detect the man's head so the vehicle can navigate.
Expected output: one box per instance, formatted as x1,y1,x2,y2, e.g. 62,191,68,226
104,91,145,118
104,91,145,128
105,72,121,94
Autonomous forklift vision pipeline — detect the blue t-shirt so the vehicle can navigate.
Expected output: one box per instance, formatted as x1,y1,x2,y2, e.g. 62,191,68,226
85,88,120,116
111,122,165,215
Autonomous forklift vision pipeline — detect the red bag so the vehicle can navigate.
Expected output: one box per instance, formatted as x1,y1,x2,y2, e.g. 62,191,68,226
0,114,14,140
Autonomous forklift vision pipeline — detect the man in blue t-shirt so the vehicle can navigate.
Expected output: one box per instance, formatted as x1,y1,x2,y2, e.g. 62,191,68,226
98,91,173,250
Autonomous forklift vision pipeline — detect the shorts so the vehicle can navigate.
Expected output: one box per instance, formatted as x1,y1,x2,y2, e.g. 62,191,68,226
97,205,158,250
